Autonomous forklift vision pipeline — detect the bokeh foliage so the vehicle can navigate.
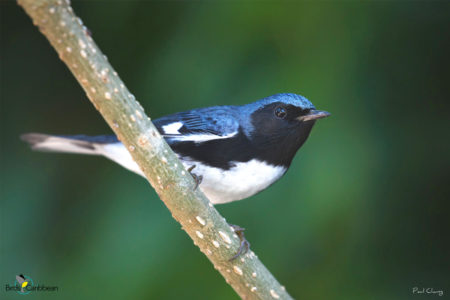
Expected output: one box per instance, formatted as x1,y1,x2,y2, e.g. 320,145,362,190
1,1,449,299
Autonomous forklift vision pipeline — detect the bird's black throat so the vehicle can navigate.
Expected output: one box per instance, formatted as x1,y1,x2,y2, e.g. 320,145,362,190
249,120,316,167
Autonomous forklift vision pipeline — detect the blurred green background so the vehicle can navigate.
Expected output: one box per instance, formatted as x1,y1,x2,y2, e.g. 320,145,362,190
1,1,449,299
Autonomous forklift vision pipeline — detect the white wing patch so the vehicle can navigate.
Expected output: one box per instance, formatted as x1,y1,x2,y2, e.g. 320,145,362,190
168,131,238,143
162,122,184,135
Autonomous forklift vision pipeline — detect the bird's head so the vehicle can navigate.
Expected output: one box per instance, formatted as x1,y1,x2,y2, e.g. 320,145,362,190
241,93,330,166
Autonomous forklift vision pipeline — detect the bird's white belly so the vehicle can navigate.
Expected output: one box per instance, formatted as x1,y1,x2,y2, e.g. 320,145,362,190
182,158,287,204
98,143,286,204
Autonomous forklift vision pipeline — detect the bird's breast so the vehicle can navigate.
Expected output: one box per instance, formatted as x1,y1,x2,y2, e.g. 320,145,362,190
181,158,287,204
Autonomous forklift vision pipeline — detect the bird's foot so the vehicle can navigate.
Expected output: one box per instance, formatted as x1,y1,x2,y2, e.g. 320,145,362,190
228,223,250,261
187,165,203,190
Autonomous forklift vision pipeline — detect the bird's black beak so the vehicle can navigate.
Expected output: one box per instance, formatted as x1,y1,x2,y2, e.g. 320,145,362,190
297,110,331,122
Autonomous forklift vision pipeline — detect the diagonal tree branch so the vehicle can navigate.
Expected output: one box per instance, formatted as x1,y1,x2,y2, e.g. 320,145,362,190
17,1,293,299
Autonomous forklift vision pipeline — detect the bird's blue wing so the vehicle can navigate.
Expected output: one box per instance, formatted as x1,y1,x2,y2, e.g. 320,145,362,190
153,106,240,143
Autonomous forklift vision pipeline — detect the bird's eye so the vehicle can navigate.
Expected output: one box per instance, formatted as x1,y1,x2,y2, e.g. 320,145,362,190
274,106,287,119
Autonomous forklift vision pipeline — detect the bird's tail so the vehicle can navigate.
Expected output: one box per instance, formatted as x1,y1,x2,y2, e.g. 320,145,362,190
20,133,117,155
20,133,143,175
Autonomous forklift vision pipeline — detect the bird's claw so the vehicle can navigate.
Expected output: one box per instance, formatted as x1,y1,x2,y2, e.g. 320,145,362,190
228,223,250,261
187,165,202,190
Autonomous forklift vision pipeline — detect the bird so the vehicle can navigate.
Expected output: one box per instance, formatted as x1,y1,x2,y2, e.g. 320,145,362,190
21,93,329,204
21,93,329,259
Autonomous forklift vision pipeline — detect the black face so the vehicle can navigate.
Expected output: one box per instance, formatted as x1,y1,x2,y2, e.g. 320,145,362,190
249,102,316,166
252,103,312,132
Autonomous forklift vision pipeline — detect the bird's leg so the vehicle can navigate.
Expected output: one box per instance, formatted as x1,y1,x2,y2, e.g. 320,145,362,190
228,223,250,261
187,165,203,190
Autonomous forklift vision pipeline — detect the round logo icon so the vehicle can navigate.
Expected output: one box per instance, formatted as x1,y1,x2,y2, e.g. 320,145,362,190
15,274,34,295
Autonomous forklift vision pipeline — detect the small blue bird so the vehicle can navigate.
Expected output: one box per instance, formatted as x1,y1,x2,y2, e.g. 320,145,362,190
22,93,329,205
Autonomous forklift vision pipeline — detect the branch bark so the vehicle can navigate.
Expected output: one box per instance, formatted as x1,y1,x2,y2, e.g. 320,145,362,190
17,1,293,299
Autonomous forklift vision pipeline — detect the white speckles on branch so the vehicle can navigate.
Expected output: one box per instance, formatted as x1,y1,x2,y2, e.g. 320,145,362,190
49,7,56,14
181,171,186,176
113,121,119,128
195,216,206,226
233,266,243,276
270,289,280,299
206,248,212,255
161,156,168,164
78,39,86,49
252,272,257,278
138,136,147,146
212,240,220,248
251,287,257,292
60,20,66,27
281,286,286,291
240,257,245,263
130,115,136,122
90,62,97,71
209,202,213,208
219,231,232,244
100,68,109,78
80,49,87,58
136,110,143,120
90,87,96,94
195,231,204,239
226,269,231,273
114,88,119,94
66,46,72,53
128,145,135,152
104,92,111,100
